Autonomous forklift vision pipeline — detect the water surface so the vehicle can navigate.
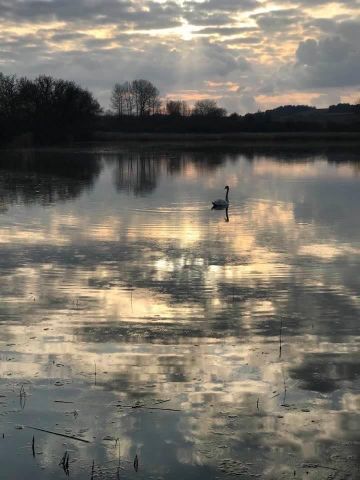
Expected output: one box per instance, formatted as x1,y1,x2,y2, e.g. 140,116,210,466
0,145,359,479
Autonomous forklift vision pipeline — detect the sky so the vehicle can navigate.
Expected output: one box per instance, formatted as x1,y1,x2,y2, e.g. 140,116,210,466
0,0,359,113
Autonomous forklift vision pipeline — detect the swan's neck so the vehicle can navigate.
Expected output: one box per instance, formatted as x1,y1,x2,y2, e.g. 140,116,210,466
225,189,229,202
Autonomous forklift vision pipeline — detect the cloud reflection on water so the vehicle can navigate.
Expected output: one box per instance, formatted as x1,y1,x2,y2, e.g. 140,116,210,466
0,146,359,479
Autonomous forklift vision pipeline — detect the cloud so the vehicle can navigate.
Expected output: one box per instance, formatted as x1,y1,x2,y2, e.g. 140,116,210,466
221,92,258,113
222,36,262,45
0,0,359,111
311,92,341,107
0,32,253,107
0,0,183,29
185,0,259,12
293,0,358,5
183,0,259,27
310,17,360,44
196,26,258,36
256,16,360,100
294,36,360,88
252,8,305,33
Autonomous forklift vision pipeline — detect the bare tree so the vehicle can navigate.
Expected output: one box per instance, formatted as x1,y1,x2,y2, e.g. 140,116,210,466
166,100,182,116
180,101,190,116
132,79,160,116
152,98,162,115
0,73,18,117
123,81,135,115
166,100,190,116
110,83,126,116
110,79,160,116
192,99,226,117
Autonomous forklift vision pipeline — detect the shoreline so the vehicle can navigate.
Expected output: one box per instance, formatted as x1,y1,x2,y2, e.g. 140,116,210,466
1,131,360,151
94,131,360,145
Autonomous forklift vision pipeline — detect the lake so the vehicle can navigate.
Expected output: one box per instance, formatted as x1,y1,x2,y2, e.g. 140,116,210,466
0,145,359,479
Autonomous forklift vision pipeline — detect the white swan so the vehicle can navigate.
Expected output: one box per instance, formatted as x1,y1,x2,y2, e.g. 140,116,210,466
212,186,229,208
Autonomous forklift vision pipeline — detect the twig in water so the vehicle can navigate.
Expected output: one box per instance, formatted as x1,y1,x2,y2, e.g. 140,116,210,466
256,398,259,410
91,459,95,480
19,385,27,410
32,435,35,457
153,399,170,405
94,362,97,385
26,426,91,443
59,451,70,476
300,463,343,473
116,438,121,479
281,367,287,405
133,454,139,472
117,404,181,412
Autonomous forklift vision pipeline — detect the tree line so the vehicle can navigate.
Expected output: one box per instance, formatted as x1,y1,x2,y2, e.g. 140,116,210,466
110,79,226,117
0,72,100,144
0,71,359,145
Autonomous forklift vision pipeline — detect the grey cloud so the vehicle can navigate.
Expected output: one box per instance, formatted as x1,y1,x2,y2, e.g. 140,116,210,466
296,38,320,65
178,41,251,80
281,35,360,89
296,36,352,65
253,8,305,32
294,0,358,5
0,31,49,61
82,37,115,49
307,18,337,33
337,19,360,42
183,0,259,27
221,92,258,114
311,92,341,107
0,35,253,107
185,0,259,12
223,36,262,45
311,17,360,44
0,0,183,29
1,0,359,111
50,31,88,42
183,12,234,26
0,32,42,47
195,26,258,35
275,0,359,8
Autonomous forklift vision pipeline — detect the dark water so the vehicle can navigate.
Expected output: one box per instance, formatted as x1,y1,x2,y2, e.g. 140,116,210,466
0,145,359,480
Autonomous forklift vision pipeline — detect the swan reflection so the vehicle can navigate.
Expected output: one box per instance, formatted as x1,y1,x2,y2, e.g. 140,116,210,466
211,205,230,222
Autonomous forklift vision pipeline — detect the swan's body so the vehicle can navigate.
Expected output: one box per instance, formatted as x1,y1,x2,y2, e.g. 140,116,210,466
212,186,229,208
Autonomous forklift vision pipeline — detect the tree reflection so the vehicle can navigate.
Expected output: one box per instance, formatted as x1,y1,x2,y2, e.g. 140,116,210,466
0,149,102,206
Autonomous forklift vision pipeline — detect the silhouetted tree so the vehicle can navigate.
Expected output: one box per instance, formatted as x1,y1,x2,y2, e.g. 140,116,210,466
270,105,315,115
110,79,160,116
132,79,160,116
110,81,135,116
192,99,226,117
0,73,101,144
355,98,360,114
110,83,126,116
166,100,190,116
